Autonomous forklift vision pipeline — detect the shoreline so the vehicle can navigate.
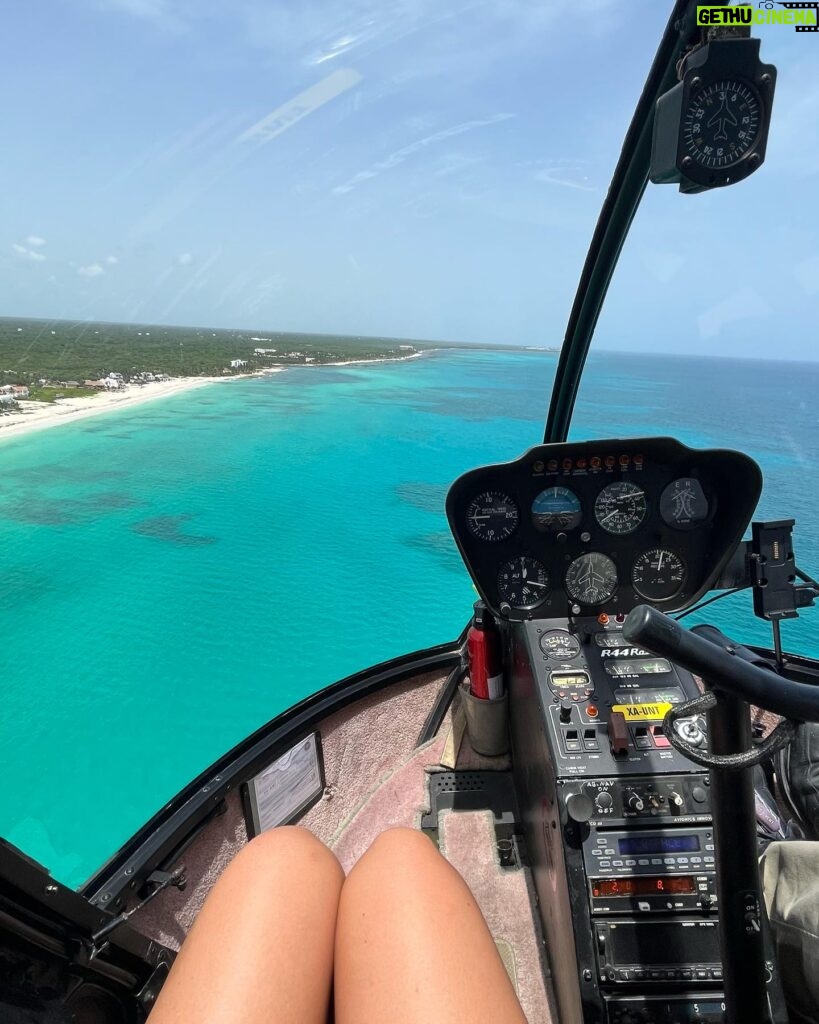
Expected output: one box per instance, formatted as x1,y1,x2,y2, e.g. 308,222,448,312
0,350,433,446
0,370,280,446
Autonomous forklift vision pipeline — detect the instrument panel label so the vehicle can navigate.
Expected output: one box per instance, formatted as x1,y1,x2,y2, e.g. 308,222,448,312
612,702,673,721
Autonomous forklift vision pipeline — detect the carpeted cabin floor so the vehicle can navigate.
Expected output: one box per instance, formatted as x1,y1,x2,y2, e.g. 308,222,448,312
132,670,557,1022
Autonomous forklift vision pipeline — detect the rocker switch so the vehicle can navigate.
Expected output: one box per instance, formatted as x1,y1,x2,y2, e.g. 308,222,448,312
608,712,629,756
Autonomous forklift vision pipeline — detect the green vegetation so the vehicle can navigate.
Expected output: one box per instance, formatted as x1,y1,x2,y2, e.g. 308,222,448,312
0,318,435,385
26,386,101,403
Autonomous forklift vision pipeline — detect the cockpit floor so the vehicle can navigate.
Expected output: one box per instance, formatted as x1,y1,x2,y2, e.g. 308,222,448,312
131,671,557,1021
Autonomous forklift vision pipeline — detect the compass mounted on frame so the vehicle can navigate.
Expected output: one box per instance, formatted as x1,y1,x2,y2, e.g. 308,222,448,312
650,26,777,193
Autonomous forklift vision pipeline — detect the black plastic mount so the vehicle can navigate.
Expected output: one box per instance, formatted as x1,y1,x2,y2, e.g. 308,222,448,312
751,519,799,621
421,771,518,834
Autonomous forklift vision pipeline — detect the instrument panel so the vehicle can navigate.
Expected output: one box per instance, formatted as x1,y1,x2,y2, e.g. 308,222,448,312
446,437,761,618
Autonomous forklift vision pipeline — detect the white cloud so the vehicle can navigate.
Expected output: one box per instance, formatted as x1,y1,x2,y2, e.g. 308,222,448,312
12,243,46,262
26,235,46,247
177,252,194,265
78,263,105,277
106,255,119,265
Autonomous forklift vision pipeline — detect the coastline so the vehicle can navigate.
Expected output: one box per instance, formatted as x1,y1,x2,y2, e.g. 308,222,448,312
0,370,282,446
0,350,433,446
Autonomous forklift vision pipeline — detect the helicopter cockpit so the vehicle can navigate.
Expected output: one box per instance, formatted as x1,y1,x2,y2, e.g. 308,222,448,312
2,3,819,1024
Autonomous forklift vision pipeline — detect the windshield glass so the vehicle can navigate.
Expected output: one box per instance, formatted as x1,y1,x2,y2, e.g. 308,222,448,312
0,2,676,887
570,29,819,657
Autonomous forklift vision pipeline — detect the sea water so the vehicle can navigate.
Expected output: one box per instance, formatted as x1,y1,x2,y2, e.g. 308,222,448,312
1,348,817,887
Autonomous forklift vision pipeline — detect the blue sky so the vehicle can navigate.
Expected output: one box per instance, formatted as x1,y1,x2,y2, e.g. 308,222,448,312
1,0,817,358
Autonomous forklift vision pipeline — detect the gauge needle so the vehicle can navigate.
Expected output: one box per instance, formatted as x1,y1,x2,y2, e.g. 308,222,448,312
526,580,549,589
657,550,664,571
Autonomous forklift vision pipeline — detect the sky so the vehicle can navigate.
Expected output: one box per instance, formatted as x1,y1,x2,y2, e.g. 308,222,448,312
0,0,817,359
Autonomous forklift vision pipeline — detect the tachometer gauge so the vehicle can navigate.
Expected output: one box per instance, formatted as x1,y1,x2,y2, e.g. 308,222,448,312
531,487,582,533
632,549,686,602
565,553,618,606
594,481,647,535
497,557,550,609
539,629,581,660
466,491,519,542
660,478,709,530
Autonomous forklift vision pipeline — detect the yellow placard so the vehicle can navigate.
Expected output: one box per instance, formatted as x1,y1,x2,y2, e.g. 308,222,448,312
612,702,673,722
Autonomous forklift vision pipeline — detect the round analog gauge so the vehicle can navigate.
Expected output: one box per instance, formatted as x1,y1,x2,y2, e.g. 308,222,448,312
497,557,550,609
594,481,647,535
531,486,582,533
565,553,618,606
682,79,761,170
466,491,519,542
632,549,686,602
539,629,581,660
660,477,709,530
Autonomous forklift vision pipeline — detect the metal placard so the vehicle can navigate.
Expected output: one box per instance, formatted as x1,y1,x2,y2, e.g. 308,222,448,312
243,733,324,836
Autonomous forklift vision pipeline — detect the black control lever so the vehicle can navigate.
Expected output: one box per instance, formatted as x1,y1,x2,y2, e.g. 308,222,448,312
625,603,794,1024
623,605,819,722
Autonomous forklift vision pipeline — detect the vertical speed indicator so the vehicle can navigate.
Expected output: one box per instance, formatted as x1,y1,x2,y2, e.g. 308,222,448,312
466,491,519,542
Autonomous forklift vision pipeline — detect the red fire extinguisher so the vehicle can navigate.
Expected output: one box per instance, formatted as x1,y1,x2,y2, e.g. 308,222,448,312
467,601,503,700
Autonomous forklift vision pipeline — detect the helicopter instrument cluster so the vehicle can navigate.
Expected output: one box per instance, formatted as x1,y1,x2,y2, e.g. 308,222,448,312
447,437,761,620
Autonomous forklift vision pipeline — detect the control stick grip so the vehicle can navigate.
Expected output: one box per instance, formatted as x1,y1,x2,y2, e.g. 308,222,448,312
623,605,819,721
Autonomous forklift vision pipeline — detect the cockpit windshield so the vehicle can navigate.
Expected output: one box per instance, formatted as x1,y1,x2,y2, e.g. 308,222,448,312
1,3,816,894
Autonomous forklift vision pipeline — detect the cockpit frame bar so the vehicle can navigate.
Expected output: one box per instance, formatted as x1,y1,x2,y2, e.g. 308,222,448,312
543,0,725,444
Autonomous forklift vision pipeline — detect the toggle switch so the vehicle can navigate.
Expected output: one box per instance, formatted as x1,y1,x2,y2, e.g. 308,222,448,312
609,711,629,756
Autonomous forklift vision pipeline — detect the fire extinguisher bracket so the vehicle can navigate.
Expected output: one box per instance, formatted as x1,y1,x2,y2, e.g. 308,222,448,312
460,683,510,757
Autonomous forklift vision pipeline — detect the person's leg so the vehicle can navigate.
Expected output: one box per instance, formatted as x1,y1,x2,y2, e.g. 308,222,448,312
334,827,528,1024
148,826,344,1024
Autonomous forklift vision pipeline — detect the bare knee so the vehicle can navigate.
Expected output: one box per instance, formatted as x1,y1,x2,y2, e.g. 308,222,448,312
230,826,343,884
355,827,440,877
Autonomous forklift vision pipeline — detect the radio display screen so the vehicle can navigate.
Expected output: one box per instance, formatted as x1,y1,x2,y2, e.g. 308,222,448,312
618,835,700,855
608,921,721,967
591,875,696,898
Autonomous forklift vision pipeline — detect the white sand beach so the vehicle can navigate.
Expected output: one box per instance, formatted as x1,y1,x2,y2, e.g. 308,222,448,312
0,370,283,446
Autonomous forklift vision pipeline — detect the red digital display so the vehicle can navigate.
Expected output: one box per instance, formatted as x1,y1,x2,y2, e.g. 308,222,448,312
591,876,696,898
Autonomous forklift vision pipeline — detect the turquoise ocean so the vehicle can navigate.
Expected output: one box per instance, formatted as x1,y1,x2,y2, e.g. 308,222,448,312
2,347,818,887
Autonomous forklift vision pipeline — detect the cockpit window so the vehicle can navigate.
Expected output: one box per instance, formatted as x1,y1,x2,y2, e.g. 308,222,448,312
570,31,819,658
1,2,674,887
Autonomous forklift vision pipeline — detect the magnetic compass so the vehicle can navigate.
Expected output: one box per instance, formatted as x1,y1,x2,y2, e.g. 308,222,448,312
650,37,776,193
682,79,761,171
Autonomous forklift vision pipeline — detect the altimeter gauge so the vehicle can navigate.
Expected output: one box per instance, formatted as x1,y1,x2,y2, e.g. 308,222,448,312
594,481,647,535
466,491,519,542
497,557,550,609
632,548,686,602
565,553,618,606
531,486,582,533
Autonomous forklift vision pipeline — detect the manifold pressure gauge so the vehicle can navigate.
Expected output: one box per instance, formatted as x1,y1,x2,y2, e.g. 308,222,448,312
650,37,776,193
